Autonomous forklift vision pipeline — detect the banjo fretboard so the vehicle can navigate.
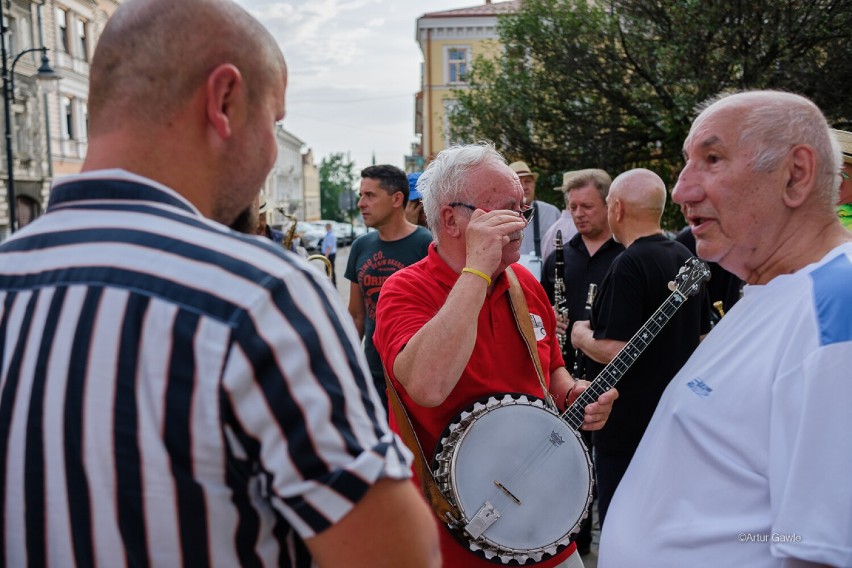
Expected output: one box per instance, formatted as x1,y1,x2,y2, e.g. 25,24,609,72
562,258,709,431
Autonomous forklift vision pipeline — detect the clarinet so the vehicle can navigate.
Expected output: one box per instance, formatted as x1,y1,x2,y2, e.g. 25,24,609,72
573,283,597,379
553,231,569,353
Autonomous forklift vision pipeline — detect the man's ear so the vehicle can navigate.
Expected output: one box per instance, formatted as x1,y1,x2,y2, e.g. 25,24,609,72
441,206,462,238
392,190,406,208
613,199,625,223
206,63,243,140
782,144,817,209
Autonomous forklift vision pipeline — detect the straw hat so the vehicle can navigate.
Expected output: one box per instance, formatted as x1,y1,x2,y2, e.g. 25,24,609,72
831,128,852,165
508,161,539,181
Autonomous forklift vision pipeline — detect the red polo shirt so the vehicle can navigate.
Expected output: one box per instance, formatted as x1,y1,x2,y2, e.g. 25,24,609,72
374,244,574,567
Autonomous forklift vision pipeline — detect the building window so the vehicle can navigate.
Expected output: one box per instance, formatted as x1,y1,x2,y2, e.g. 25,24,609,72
6,16,16,57
77,19,88,61
56,8,69,53
62,96,74,140
446,47,469,84
81,102,88,140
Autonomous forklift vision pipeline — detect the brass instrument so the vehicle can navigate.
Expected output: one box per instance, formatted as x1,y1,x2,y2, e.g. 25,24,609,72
281,211,334,279
713,300,725,319
281,210,298,250
307,254,334,279
573,283,597,379
553,230,569,352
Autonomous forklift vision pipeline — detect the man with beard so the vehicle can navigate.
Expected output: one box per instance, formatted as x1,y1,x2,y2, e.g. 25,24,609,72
0,1,439,565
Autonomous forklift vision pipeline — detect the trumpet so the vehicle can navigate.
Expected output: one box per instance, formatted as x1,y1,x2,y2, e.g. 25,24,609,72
713,300,725,319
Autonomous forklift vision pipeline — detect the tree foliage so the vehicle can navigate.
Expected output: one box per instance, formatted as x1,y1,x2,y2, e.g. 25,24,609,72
319,153,358,221
449,0,852,229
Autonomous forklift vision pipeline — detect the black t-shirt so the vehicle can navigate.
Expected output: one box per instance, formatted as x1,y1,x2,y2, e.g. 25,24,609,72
540,233,625,372
588,234,711,456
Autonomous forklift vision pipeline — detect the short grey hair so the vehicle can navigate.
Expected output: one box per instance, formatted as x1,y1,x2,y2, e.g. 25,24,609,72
419,142,507,243
564,169,612,205
697,90,841,206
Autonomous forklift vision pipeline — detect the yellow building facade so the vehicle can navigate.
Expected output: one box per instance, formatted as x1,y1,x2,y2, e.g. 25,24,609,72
415,1,518,163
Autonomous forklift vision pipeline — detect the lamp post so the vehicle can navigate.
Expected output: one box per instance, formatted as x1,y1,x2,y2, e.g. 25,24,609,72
1,5,59,235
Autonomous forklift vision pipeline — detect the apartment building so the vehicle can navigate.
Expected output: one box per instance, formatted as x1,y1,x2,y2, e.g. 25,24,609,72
414,0,518,163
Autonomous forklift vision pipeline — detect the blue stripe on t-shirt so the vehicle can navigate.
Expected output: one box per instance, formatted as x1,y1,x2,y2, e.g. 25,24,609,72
810,252,852,346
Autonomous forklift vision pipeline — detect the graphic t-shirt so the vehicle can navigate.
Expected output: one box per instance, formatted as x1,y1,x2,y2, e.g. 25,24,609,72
344,226,432,385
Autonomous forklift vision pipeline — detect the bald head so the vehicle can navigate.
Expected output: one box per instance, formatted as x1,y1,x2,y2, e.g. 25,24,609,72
609,168,667,219
691,91,840,208
89,0,286,135
606,168,667,247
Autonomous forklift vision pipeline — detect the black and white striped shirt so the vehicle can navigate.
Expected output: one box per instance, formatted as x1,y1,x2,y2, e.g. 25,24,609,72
0,170,412,567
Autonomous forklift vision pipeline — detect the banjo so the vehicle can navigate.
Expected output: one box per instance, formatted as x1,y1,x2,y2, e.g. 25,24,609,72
431,257,710,564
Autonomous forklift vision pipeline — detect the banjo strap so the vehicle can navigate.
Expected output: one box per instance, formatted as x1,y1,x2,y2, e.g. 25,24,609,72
380,266,553,525
505,267,557,410
384,372,461,524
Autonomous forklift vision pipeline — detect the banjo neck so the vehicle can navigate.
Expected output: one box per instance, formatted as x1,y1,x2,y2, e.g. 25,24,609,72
561,258,710,431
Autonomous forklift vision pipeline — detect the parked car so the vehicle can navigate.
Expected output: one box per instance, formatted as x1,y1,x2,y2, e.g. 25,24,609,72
311,220,354,246
334,222,355,245
295,222,326,252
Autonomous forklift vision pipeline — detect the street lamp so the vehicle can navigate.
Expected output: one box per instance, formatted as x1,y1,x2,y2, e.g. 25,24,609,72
1,7,60,234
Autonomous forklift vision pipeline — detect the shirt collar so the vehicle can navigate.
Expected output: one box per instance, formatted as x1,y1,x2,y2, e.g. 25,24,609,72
49,169,201,215
428,243,510,296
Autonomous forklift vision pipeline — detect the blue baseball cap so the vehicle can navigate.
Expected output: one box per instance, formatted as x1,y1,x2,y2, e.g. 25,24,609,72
407,172,423,201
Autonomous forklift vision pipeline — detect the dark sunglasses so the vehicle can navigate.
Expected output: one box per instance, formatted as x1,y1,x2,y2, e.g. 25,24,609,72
449,202,535,225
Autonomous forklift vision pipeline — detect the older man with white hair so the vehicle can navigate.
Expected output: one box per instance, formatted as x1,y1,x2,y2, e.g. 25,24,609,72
374,143,618,568
600,91,852,568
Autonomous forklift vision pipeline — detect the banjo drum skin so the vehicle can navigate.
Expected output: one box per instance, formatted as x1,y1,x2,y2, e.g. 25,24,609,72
432,393,593,565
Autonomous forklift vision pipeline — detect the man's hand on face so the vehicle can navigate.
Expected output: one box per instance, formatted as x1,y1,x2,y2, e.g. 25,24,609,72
464,208,526,276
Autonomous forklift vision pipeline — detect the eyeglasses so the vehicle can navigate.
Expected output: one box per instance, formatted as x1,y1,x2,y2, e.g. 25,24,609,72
449,202,535,225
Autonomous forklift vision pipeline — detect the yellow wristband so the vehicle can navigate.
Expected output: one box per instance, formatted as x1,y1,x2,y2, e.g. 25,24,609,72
461,267,492,286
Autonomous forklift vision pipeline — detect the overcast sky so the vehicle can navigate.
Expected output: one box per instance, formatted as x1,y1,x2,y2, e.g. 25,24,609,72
235,0,471,174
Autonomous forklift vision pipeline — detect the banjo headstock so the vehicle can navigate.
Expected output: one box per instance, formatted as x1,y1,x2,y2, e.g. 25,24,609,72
670,257,711,297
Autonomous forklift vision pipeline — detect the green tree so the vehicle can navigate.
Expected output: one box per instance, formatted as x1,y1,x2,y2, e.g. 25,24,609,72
319,153,358,221
450,0,852,230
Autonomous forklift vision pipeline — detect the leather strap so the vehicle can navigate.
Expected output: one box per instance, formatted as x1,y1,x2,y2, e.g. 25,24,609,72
382,266,553,524
505,266,556,410
385,372,460,525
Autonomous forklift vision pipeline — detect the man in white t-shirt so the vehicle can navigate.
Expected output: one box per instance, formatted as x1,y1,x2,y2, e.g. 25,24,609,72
599,91,852,568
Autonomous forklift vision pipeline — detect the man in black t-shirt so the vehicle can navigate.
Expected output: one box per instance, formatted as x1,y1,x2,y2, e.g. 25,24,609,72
540,168,623,555
541,169,624,375
572,168,711,527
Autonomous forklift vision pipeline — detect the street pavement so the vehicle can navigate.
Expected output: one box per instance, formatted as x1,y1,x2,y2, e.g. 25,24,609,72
332,244,350,306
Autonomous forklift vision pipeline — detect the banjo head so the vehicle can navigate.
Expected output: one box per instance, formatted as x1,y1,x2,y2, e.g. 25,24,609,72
432,394,593,565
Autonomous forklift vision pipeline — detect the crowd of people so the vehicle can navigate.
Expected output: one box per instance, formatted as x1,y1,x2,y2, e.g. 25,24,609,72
0,1,850,567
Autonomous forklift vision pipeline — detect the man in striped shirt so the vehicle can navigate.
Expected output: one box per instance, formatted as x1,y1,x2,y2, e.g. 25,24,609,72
0,0,439,566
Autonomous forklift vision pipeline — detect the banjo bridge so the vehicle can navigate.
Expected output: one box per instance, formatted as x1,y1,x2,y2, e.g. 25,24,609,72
494,480,522,505
465,501,501,539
